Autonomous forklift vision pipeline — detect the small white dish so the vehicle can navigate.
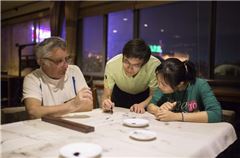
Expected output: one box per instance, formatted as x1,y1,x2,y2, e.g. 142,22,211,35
59,143,102,158
129,129,157,141
123,118,149,127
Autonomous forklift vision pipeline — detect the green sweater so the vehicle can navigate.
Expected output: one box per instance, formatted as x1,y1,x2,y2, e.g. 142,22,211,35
151,78,222,123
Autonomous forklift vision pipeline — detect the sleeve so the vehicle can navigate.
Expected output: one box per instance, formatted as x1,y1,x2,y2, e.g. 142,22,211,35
150,88,164,106
199,80,222,123
148,60,160,89
148,70,158,90
73,65,88,92
22,74,42,102
104,63,115,90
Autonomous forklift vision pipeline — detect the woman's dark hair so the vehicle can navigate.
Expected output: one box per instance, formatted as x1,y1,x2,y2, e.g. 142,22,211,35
155,58,196,89
122,39,151,64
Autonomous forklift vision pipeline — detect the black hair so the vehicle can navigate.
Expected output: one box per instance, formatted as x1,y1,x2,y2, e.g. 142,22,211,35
122,39,151,64
155,58,196,89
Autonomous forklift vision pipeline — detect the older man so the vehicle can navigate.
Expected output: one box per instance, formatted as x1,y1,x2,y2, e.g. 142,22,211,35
23,37,93,119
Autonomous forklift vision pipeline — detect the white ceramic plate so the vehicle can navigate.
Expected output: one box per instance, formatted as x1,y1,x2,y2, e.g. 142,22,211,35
123,118,149,127
129,129,157,141
59,143,102,158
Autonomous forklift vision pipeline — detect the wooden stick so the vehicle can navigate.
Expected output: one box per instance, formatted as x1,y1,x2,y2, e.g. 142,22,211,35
42,116,94,133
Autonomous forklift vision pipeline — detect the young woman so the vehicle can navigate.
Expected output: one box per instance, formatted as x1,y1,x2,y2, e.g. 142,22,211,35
147,58,222,123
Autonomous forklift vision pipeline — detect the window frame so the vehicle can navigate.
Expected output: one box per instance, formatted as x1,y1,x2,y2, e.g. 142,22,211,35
76,1,240,85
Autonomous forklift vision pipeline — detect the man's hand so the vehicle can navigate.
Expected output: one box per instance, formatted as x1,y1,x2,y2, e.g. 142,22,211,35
102,99,115,112
130,104,145,114
70,88,93,111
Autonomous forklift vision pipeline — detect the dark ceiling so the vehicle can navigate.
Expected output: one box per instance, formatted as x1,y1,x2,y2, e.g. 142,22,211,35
1,1,35,13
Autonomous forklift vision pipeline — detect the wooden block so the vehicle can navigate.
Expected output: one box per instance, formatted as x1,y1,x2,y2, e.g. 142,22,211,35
42,116,94,133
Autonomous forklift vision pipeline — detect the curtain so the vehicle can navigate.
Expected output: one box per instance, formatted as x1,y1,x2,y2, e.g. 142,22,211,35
50,1,65,36
65,2,78,63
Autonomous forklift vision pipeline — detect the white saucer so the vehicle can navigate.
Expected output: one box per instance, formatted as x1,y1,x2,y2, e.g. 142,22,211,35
59,143,102,158
129,129,157,141
123,118,149,127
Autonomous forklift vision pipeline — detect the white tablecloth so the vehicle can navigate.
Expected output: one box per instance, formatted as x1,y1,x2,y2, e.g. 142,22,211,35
1,107,237,158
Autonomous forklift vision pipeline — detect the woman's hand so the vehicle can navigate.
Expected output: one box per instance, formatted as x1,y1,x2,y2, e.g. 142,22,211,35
147,103,159,115
159,102,177,111
155,109,180,121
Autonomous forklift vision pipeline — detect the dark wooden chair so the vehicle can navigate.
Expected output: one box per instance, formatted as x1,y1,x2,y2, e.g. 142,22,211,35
1,106,29,124
208,80,240,125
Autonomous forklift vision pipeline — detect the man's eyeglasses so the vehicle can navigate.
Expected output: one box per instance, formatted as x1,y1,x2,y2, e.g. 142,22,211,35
42,56,72,66
122,57,143,70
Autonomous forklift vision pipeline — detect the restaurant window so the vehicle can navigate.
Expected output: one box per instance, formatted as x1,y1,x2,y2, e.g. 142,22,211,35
34,17,51,43
214,2,240,80
80,16,105,76
139,2,211,78
1,17,50,76
1,21,35,75
61,17,66,40
107,10,133,60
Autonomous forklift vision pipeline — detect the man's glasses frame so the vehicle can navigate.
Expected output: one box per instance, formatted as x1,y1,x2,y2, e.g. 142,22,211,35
42,56,72,66
122,57,143,70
